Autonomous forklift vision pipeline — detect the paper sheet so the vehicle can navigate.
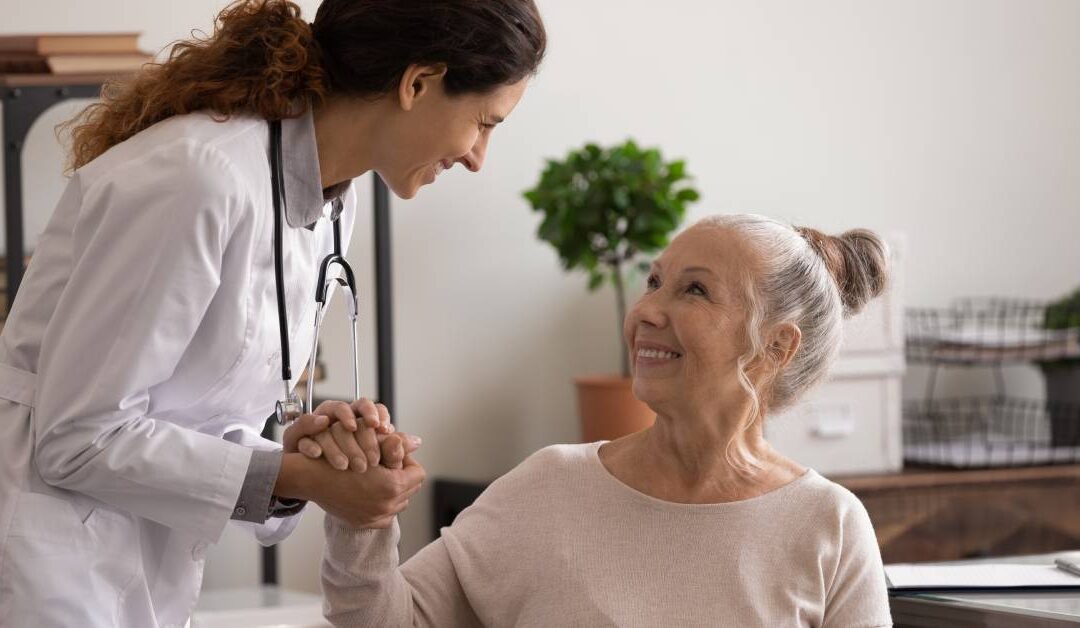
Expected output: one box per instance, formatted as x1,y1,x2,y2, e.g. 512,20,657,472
886,563,1080,589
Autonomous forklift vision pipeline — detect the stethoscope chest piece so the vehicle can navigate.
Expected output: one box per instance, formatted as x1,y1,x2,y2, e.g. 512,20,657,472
275,393,303,426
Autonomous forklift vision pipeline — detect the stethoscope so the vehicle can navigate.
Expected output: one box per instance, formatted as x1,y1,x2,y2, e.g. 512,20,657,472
269,119,361,425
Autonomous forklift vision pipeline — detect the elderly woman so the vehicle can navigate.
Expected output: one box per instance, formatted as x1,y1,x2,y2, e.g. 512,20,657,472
319,214,893,627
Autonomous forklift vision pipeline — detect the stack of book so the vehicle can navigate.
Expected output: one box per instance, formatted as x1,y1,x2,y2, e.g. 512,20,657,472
0,32,152,75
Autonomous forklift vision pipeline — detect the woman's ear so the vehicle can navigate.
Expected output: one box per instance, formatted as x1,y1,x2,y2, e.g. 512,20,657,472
397,63,449,112
767,323,802,369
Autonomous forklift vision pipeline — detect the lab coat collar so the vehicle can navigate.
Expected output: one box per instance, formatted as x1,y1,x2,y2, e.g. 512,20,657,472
279,107,350,229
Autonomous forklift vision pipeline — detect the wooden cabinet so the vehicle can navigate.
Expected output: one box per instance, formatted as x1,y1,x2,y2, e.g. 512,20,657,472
837,465,1080,563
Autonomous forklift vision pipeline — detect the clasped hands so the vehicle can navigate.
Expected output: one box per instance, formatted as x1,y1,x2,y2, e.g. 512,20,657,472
277,398,425,529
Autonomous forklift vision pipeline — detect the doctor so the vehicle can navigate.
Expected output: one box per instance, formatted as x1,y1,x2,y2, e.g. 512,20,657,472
0,0,546,626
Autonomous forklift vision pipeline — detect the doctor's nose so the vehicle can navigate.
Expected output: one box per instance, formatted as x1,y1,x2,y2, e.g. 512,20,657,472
457,133,490,173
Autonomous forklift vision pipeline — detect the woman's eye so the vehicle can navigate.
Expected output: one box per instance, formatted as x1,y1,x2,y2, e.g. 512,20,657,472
687,282,708,296
646,274,660,290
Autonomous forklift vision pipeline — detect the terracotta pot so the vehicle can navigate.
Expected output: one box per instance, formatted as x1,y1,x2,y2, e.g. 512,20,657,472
574,375,656,442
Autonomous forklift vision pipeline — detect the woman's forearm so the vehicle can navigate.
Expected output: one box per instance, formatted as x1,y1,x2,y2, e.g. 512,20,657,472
323,516,410,627
322,517,481,628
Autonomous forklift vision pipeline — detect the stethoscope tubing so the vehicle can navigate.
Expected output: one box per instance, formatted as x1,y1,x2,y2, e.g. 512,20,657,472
269,119,360,424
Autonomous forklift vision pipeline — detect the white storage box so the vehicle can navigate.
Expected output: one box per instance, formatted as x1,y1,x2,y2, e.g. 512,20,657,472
765,234,906,475
766,356,904,474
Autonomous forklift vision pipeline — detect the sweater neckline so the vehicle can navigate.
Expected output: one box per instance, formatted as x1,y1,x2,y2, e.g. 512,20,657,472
585,441,818,513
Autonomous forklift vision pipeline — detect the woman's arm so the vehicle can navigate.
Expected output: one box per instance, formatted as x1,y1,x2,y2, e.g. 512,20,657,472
317,446,563,627
321,512,482,628
822,500,893,628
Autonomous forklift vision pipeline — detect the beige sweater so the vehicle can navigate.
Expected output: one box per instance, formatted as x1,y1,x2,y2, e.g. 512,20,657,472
322,442,892,627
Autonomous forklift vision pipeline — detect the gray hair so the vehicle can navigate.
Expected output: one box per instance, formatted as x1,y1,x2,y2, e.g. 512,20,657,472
694,214,889,475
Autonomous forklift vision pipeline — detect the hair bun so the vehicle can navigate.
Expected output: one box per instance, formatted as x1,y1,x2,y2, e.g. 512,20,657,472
796,226,889,316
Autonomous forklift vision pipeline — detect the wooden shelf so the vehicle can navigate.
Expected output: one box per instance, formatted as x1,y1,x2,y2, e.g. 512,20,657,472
0,72,134,87
836,464,1080,492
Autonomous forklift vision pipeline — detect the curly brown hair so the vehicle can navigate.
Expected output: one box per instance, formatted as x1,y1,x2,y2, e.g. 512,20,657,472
63,0,546,171
64,0,324,171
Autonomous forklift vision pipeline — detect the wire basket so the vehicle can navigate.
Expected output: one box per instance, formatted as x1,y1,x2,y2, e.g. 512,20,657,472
906,297,1080,365
903,397,1080,468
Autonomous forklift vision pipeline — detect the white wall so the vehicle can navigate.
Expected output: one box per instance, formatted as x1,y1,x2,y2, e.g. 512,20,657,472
5,0,1080,594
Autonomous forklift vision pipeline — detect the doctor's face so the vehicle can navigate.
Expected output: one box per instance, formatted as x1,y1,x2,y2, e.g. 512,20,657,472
377,72,529,199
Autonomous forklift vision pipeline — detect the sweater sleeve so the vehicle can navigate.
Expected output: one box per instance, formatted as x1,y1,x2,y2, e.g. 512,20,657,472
321,446,569,627
822,497,893,628
321,516,482,628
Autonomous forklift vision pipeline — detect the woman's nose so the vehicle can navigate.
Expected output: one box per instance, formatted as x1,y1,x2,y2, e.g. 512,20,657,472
627,294,668,329
457,133,489,172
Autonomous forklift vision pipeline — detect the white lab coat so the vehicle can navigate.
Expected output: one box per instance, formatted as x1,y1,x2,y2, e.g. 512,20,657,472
0,110,356,627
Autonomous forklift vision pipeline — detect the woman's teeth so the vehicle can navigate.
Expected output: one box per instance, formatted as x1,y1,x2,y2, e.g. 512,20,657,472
434,162,446,175
637,349,681,359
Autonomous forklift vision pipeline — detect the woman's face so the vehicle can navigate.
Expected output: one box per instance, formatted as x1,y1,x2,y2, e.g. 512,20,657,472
623,226,760,413
377,69,529,199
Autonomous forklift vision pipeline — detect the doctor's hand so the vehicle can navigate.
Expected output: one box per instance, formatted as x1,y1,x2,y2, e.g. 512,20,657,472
283,399,403,471
275,450,426,529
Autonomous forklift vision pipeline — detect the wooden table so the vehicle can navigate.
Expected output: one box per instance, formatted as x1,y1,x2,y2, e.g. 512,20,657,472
836,465,1080,563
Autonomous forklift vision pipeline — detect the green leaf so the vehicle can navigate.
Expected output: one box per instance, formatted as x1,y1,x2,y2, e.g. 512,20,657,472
676,188,700,202
667,160,686,181
587,272,605,290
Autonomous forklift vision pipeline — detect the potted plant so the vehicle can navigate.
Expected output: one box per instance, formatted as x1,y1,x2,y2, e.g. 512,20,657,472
1042,288,1080,446
523,140,699,441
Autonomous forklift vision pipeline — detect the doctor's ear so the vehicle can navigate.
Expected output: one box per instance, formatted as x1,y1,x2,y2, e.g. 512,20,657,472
397,63,449,111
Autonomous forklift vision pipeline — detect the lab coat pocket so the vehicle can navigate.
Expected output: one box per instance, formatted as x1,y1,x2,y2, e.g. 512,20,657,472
1,491,139,622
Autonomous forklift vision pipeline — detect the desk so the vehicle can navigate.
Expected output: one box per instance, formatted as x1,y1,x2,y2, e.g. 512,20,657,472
890,552,1080,627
